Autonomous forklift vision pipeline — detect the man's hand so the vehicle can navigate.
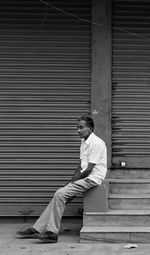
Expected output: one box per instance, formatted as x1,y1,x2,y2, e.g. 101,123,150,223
70,160,82,182
71,171,82,182
80,162,96,179
70,161,96,182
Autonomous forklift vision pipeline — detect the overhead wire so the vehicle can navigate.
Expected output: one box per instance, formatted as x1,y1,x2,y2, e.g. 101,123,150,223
40,2,49,26
38,0,150,40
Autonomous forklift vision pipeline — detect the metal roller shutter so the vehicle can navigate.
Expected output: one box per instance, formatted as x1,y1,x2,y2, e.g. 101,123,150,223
112,0,150,168
0,0,91,216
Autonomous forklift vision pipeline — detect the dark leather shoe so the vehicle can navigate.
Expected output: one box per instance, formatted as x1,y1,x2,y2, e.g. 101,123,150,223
36,231,58,243
16,227,38,238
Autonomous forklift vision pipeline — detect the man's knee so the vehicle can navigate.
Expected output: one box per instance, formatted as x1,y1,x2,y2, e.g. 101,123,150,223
54,187,65,200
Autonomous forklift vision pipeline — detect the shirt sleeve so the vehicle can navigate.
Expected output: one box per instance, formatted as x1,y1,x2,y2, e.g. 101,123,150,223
88,143,106,164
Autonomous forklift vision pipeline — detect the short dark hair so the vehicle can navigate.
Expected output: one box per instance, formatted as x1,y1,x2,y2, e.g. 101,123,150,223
77,115,94,131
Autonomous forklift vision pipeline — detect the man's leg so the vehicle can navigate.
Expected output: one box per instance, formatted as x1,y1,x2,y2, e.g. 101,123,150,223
33,178,98,235
32,202,53,234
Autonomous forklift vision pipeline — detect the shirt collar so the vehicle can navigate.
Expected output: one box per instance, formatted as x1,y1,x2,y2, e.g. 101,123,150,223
82,132,94,145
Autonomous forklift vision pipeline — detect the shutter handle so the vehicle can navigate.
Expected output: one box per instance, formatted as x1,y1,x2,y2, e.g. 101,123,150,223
120,161,126,168
18,209,34,215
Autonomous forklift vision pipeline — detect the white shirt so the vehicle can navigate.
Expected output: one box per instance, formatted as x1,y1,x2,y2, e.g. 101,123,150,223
80,132,107,185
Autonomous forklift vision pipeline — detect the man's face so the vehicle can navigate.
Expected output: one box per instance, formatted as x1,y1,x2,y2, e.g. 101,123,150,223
77,120,92,140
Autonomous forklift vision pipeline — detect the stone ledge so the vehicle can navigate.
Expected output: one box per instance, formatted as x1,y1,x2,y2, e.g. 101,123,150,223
80,226,150,243
83,180,109,213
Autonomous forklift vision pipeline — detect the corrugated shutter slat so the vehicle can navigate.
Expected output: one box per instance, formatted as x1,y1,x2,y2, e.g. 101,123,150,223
112,0,150,168
0,0,91,216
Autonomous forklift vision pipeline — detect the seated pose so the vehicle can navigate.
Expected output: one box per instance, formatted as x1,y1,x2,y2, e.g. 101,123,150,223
17,115,107,243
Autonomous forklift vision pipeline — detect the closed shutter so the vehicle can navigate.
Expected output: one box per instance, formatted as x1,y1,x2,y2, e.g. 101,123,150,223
0,0,91,216
112,0,150,168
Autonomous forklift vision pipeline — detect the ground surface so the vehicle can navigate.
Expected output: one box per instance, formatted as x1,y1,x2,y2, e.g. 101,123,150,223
0,219,150,255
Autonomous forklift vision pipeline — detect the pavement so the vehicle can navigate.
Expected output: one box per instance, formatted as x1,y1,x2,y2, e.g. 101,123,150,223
0,218,150,255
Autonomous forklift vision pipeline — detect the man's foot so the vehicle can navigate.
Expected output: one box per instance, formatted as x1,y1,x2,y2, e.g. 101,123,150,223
16,227,38,238
36,231,58,243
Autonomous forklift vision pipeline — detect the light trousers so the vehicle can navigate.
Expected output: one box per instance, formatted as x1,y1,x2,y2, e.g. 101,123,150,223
33,178,98,234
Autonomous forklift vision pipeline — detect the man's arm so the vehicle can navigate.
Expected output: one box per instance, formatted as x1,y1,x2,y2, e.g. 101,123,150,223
71,160,82,182
80,162,95,179
71,162,95,182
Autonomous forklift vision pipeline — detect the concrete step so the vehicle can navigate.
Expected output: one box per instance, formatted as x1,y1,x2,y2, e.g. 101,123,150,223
83,209,150,227
109,168,150,179
109,194,150,210
108,179,150,194
80,226,150,243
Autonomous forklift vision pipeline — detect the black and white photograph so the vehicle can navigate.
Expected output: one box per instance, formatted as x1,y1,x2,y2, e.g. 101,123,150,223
0,0,150,254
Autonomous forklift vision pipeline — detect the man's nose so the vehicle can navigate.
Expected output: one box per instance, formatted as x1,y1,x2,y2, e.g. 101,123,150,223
77,128,81,133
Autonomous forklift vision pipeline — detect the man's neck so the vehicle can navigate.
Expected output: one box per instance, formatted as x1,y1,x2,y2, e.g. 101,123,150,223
84,131,92,141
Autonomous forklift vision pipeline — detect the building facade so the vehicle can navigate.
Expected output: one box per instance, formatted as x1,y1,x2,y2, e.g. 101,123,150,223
0,0,150,217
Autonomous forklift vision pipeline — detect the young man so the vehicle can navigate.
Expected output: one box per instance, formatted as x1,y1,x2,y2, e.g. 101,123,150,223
17,116,107,243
